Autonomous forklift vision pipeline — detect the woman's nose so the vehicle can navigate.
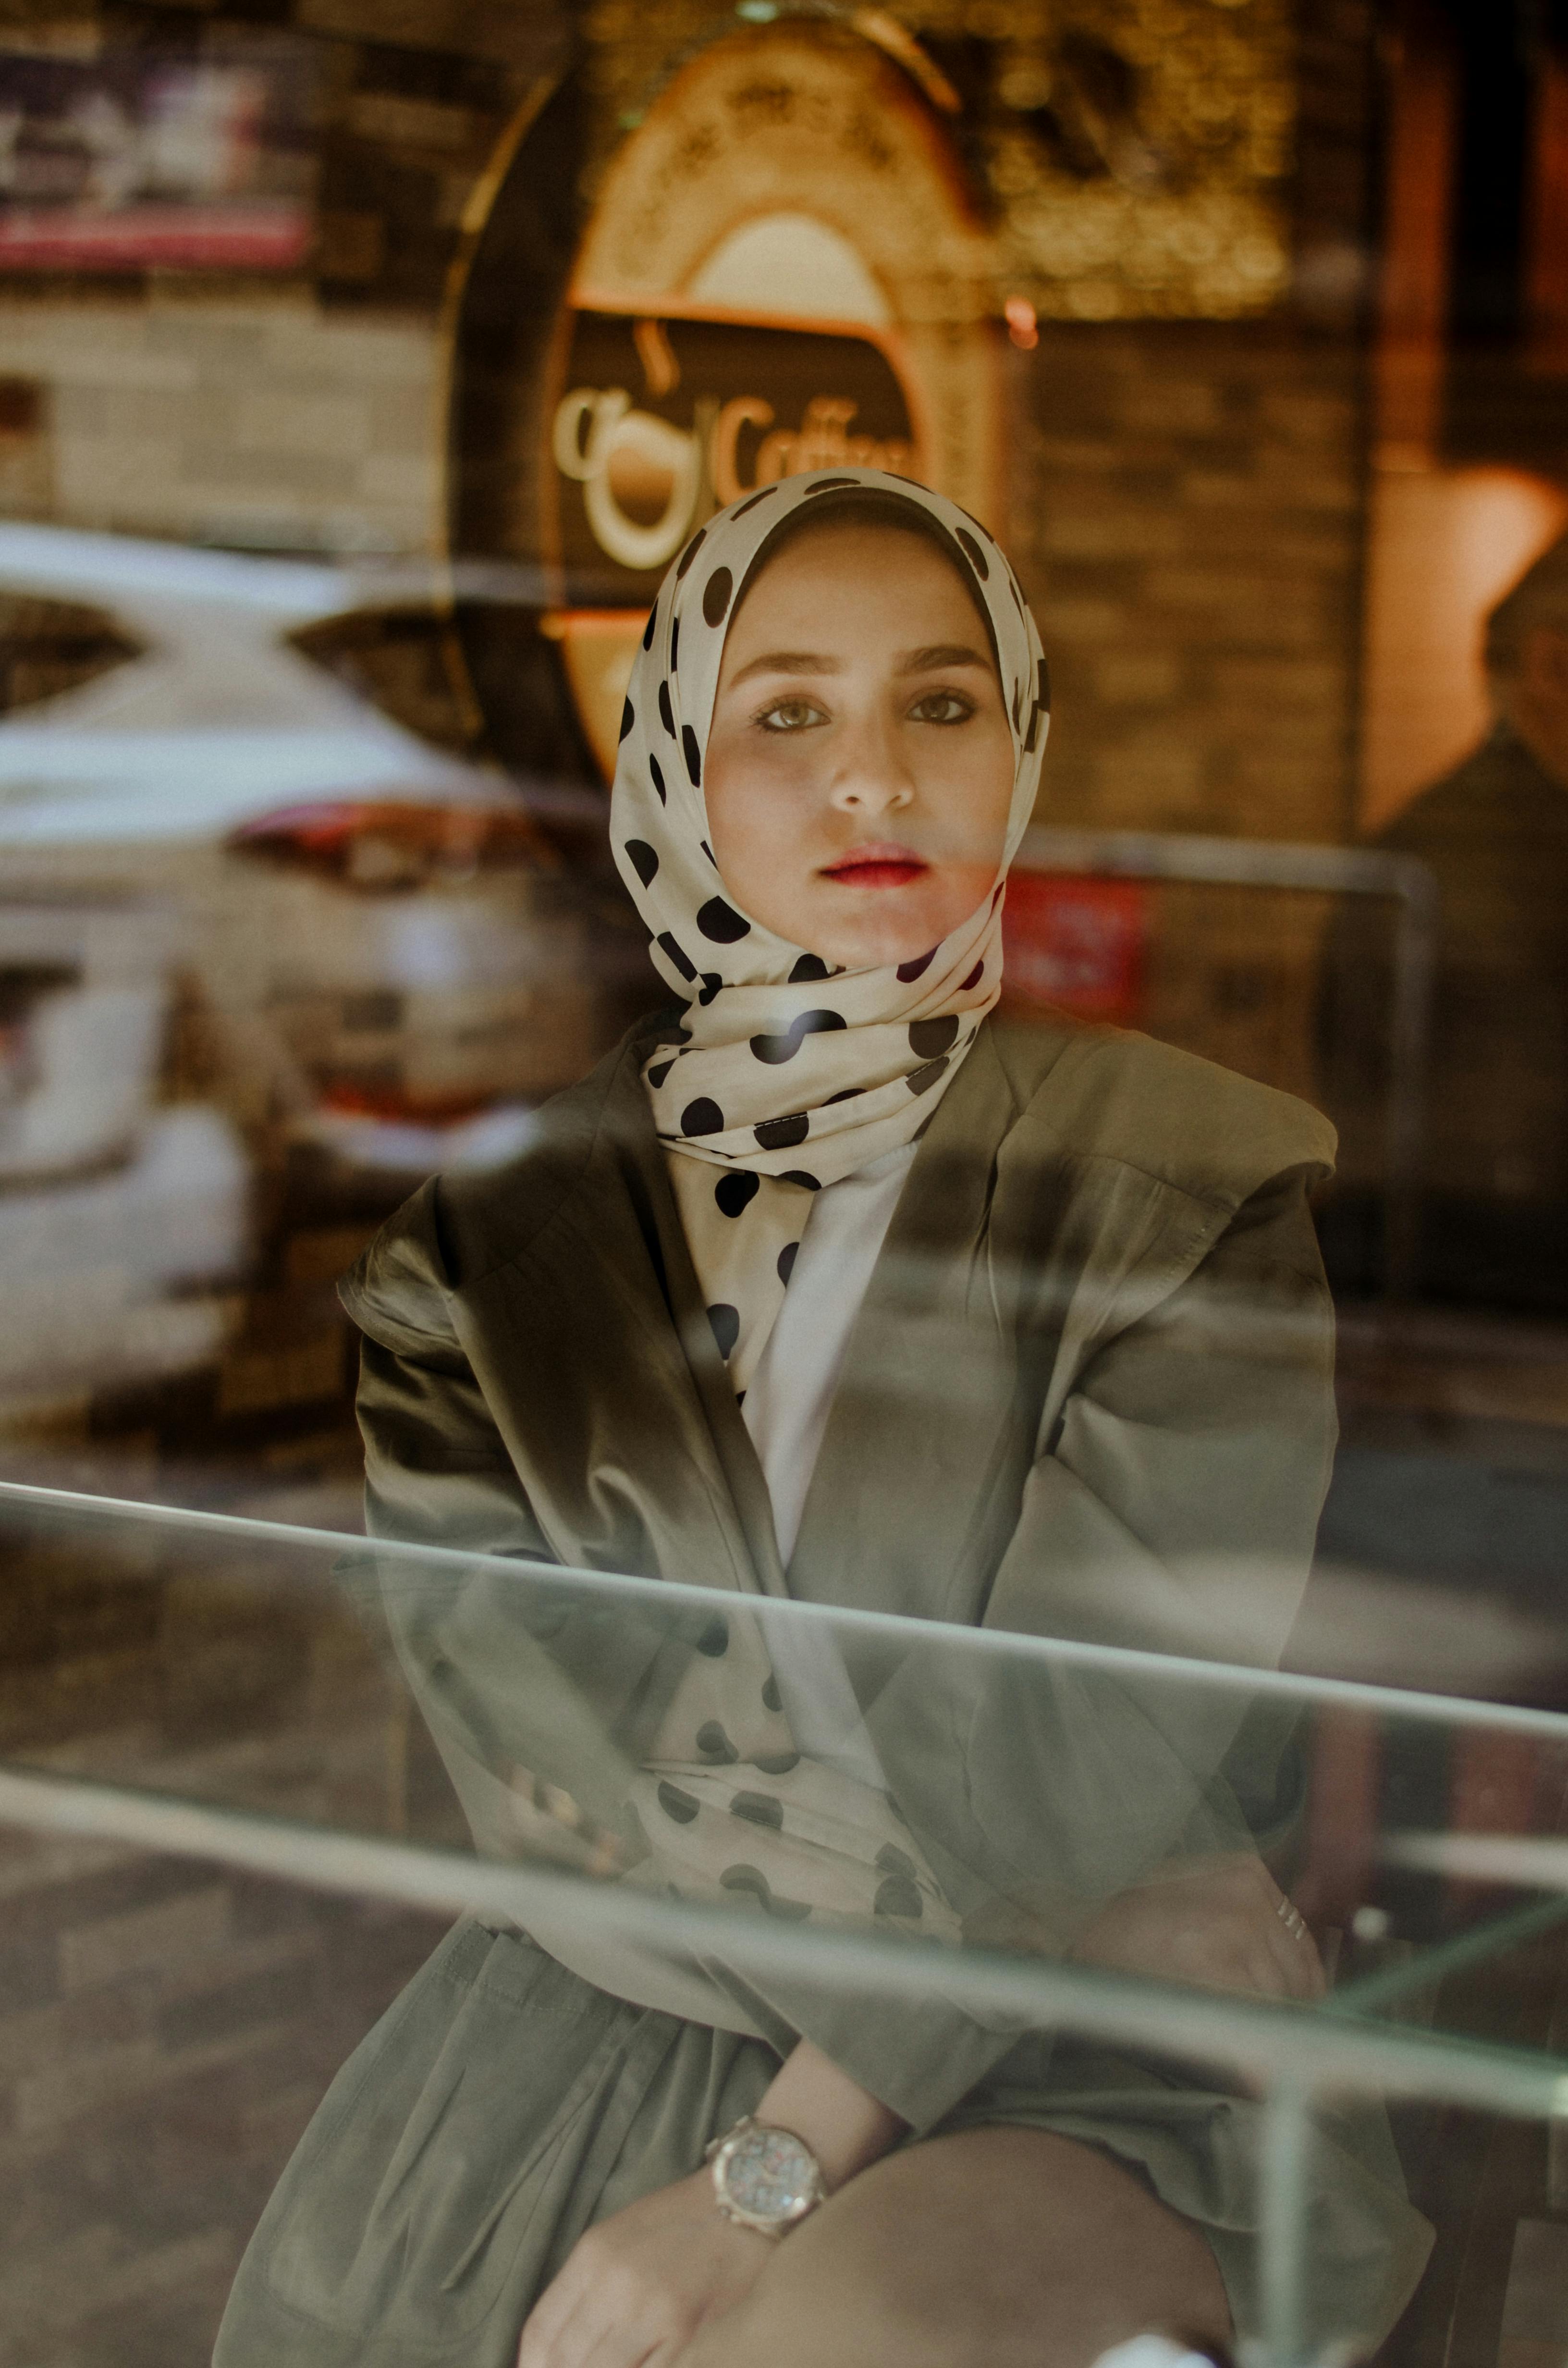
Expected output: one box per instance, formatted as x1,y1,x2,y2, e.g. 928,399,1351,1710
827,726,914,814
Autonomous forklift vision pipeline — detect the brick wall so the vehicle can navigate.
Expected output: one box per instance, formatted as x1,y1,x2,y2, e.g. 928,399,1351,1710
0,1829,444,2368
0,296,439,552
1013,325,1365,847
0,0,575,553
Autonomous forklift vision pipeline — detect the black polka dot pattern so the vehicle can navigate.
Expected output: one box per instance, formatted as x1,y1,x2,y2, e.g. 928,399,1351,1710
702,567,734,626
720,1865,811,1920
696,1718,738,1762
954,525,989,579
696,1616,730,1656
876,1843,918,1878
730,1790,784,1828
656,931,696,982
697,896,749,943
761,1676,782,1712
658,1781,699,1824
715,1171,759,1217
748,1008,845,1064
874,1875,923,1919
909,1014,960,1058
755,1113,809,1150
615,467,1048,1422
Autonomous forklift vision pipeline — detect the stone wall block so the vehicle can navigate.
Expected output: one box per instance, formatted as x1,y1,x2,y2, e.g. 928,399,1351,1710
59,1884,231,1996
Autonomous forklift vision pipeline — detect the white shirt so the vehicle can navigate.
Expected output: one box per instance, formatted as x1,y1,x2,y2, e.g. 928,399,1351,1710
739,1140,916,1783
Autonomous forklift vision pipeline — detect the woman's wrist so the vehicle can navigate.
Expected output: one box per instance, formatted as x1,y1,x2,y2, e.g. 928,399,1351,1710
750,2038,906,2194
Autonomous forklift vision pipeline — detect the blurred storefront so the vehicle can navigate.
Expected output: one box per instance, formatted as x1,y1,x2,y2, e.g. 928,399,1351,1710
0,0,1561,1442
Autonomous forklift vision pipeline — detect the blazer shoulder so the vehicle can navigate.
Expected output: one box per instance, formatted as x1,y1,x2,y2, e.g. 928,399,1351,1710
338,1022,656,1348
990,1017,1335,1212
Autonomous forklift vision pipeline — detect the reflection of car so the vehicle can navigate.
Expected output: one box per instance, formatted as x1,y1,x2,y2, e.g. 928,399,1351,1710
0,522,606,1400
0,523,603,1151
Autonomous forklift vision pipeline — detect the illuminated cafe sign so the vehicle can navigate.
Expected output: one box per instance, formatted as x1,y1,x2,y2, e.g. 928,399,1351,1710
546,303,925,595
440,13,1001,780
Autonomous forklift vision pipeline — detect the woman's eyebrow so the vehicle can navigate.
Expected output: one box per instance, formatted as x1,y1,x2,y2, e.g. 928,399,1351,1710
725,641,990,689
726,650,844,686
898,642,990,674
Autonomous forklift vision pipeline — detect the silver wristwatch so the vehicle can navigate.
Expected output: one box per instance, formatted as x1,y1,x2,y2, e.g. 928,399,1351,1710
705,2115,827,2237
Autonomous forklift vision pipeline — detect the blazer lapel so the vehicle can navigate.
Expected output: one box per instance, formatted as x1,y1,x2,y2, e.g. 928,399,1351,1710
785,1025,1036,1627
453,1028,785,1601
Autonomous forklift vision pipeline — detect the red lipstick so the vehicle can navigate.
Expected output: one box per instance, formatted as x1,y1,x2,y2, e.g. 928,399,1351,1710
820,841,930,889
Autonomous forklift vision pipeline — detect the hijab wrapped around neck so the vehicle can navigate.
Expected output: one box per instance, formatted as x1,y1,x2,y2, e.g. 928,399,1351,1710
610,468,1050,1397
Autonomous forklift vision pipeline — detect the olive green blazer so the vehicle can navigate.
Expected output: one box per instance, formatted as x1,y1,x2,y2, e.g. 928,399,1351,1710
340,1011,1337,2129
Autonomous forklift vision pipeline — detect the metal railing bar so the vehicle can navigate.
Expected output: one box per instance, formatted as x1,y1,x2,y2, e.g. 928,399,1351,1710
1387,1833,1568,1894
6,1479,1568,1742
2,1762,1566,2122
1330,1892,1568,2018
1255,2079,1315,2368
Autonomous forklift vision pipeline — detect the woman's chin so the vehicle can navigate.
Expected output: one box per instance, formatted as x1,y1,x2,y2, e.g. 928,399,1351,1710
796,880,991,974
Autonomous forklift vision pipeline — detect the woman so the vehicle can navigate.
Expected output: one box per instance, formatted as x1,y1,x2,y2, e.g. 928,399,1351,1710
215,471,1430,2368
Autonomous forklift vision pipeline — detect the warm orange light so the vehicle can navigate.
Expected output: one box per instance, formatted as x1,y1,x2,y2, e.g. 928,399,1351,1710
1361,467,1568,828
1004,296,1039,351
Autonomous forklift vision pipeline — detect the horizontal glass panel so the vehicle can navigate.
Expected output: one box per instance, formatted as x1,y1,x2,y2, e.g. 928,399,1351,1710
10,1478,1568,2367
2,1477,1565,2053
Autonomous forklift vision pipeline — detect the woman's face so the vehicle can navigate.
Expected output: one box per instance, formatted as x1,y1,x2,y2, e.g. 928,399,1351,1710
703,521,1016,969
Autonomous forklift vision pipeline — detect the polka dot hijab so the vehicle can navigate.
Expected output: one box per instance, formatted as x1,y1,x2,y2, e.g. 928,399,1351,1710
611,468,1050,1397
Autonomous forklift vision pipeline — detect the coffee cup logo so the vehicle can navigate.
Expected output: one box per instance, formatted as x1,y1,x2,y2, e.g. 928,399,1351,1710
553,385,709,573
546,305,925,597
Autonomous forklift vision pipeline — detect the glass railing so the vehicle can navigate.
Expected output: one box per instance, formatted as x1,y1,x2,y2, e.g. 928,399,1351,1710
5,1477,1568,2367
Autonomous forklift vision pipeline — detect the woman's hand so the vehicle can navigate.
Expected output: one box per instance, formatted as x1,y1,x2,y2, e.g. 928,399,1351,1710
516,2167,772,2368
1070,1852,1326,2003
516,2039,906,2367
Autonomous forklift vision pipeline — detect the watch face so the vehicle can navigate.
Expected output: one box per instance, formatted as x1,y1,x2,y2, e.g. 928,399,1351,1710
723,2126,817,2224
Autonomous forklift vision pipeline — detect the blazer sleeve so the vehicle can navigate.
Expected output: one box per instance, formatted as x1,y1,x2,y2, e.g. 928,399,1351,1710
847,1168,1333,2130
343,1180,559,1564
995,1161,1335,1665
339,1188,693,1847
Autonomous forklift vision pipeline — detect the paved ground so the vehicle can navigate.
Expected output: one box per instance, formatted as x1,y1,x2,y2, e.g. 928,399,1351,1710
0,1824,445,2368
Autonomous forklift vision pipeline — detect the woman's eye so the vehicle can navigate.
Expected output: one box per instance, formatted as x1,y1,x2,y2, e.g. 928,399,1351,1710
909,690,974,724
758,698,825,732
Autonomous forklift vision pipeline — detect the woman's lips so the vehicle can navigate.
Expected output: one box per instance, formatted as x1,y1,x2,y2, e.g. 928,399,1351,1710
820,844,930,889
